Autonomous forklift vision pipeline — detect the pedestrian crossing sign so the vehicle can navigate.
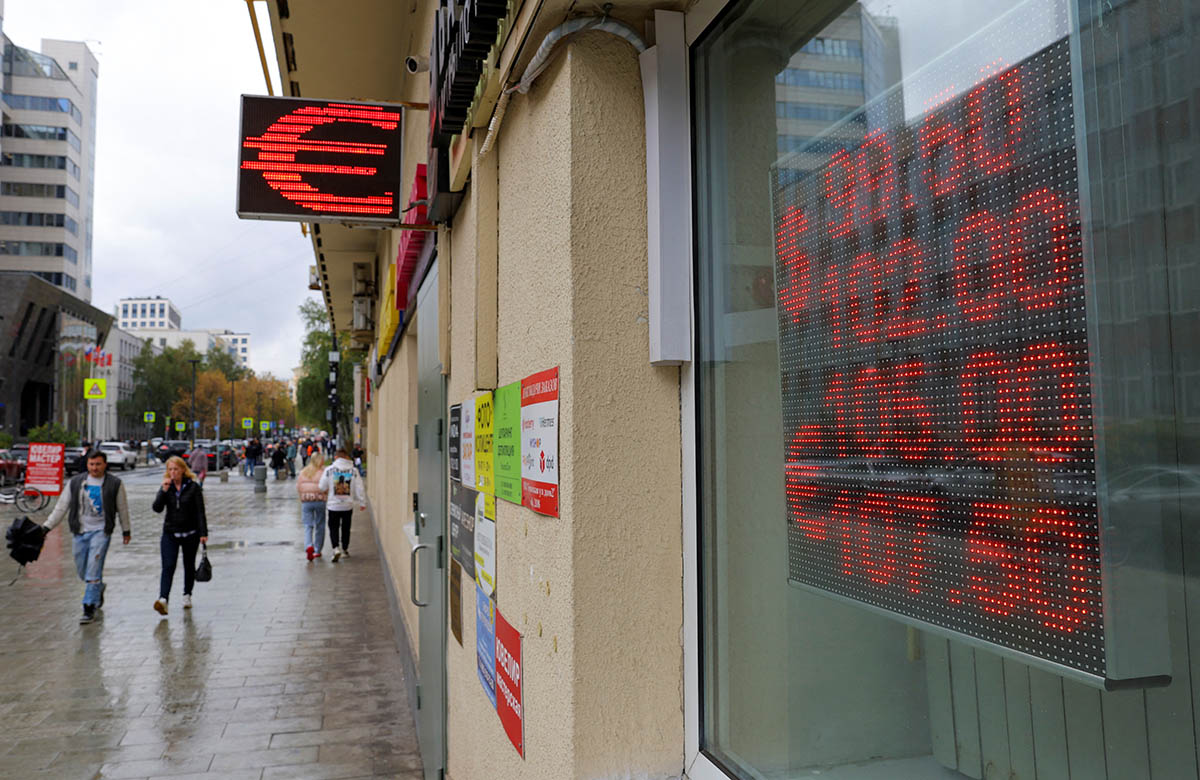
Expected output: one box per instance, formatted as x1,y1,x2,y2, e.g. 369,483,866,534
84,379,107,400
175,421,186,432
143,411,156,423
259,421,270,431
242,417,254,429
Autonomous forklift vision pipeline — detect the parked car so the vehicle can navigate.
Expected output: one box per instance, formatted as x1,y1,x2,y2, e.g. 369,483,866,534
0,449,22,486
186,447,238,472
155,440,191,462
10,443,29,472
63,446,88,475
98,441,138,470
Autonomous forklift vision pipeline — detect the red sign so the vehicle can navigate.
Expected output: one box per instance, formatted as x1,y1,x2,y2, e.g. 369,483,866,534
773,40,1119,678
495,608,524,757
25,443,64,496
521,368,559,517
237,96,403,224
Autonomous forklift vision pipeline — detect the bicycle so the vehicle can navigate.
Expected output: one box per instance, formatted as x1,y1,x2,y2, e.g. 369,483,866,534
0,483,48,513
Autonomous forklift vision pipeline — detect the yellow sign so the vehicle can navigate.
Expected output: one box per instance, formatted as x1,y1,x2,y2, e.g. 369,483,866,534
475,391,494,496
83,379,107,400
175,421,186,432
143,411,156,423
242,417,254,429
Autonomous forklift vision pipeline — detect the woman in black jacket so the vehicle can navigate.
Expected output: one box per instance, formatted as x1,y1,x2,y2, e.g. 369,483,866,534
152,455,208,615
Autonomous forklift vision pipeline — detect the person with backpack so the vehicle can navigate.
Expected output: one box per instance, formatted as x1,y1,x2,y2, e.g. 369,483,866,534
41,449,132,624
151,455,208,615
296,451,327,561
319,449,366,561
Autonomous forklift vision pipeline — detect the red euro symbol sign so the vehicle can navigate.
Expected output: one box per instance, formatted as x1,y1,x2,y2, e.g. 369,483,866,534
241,103,399,216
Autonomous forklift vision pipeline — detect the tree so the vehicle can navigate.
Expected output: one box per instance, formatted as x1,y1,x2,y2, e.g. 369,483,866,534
27,422,80,446
204,347,249,381
117,340,203,437
171,371,293,439
295,298,362,438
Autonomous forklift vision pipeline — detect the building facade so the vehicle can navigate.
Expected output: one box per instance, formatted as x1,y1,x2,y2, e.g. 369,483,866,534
0,36,97,301
94,325,154,442
209,328,251,367
116,295,180,330
259,0,1199,779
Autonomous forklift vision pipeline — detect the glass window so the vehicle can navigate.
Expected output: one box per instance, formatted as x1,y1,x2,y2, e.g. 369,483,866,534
1,181,66,199
694,0,1200,777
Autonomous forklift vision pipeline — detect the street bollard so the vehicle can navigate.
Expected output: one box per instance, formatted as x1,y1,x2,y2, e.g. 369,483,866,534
276,468,286,481
254,464,267,493
219,470,229,483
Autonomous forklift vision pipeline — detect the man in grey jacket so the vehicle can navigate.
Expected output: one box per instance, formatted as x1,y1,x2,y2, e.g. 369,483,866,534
42,449,132,624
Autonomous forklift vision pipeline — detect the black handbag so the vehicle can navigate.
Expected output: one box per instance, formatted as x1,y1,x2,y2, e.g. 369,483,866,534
194,542,212,582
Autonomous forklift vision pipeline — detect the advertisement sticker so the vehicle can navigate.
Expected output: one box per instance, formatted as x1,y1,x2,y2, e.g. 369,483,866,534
521,367,559,517
461,398,476,489
25,443,64,496
475,392,494,496
493,382,522,504
474,492,496,596
449,403,462,482
476,582,497,709
495,607,525,757
449,481,476,577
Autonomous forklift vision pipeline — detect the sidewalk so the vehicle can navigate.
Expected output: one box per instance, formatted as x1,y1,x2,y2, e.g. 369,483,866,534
0,467,421,779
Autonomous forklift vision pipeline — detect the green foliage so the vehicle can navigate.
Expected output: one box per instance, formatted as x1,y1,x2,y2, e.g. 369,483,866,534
204,347,249,381
295,298,363,438
27,421,80,446
0,432,12,449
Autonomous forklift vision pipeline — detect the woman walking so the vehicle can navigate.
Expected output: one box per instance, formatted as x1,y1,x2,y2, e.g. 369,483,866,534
320,449,366,562
296,452,326,561
152,455,208,615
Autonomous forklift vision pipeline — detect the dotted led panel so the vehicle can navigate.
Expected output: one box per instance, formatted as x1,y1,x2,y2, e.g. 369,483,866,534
773,39,1107,675
237,96,402,224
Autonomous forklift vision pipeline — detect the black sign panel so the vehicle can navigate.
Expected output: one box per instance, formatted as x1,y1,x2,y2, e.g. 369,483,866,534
774,40,1117,677
237,95,403,224
450,480,475,577
449,403,462,482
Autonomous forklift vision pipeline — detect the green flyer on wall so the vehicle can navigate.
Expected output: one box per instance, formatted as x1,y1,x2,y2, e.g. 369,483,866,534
493,381,521,504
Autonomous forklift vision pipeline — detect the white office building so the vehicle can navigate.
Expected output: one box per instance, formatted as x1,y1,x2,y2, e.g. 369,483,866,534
117,295,181,330
93,326,159,441
208,329,251,368
0,36,98,300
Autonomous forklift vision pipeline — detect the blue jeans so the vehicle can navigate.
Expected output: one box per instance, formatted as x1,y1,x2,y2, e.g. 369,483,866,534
72,529,111,607
302,502,326,553
244,457,257,476
160,532,201,600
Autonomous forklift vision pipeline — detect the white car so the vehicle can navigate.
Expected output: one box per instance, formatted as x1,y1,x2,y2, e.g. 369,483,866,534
98,441,138,470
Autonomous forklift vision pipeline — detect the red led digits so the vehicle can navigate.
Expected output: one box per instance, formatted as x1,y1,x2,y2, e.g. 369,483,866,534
1012,188,1078,311
967,62,1023,175
240,100,401,217
775,40,1102,671
776,207,813,322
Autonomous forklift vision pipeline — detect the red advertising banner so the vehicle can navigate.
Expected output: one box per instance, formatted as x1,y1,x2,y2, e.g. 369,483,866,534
520,367,559,517
495,608,524,758
25,443,64,496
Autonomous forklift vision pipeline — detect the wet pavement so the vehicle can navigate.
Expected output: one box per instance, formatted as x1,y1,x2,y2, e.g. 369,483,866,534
0,465,421,779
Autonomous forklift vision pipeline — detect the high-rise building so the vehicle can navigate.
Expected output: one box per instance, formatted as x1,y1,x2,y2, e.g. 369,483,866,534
208,329,252,367
0,36,97,300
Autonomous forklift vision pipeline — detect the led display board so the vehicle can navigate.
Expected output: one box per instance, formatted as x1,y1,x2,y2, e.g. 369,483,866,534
237,96,403,224
773,38,1168,686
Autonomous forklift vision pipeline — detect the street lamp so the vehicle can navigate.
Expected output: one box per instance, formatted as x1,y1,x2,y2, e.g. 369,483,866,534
230,378,237,439
255,390,263,440
188,358,201,448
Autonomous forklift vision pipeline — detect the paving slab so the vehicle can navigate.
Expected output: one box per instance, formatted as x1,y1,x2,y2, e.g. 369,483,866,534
0,466,421,779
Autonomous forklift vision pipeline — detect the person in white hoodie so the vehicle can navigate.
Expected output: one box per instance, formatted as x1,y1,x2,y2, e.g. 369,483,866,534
319,449,366,561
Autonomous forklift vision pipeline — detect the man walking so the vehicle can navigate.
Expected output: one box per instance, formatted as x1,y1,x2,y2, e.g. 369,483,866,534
42,450,132,624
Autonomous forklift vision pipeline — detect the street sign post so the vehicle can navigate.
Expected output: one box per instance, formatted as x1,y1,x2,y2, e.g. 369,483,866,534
175,422,186,432
84,379,107,400
242,417,254,430
143,411,156,423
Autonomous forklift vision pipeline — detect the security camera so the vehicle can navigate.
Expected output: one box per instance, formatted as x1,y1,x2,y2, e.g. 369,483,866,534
405,55,429,74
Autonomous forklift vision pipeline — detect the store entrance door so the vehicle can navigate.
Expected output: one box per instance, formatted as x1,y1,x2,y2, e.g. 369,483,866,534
414,263,446,779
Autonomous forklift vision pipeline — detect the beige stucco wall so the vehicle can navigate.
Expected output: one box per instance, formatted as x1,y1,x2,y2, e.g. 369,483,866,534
364,23,684,780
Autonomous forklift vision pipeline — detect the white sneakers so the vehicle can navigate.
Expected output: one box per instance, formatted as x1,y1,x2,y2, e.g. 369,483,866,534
341,548,350,558
154,598,168,615
332,547,342,562
182,595,192,609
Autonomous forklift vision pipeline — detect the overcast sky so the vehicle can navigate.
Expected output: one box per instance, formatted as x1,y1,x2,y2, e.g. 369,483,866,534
2,0,318,379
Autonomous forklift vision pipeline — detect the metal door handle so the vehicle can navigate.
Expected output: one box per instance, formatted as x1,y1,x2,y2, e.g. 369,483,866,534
411,543,430,606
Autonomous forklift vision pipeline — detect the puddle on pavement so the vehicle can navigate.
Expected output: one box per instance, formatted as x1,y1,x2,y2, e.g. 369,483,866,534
207,540,295,549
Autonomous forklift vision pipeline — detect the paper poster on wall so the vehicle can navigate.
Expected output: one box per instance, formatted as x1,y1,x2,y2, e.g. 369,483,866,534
461,399,476,488
474,492,496,596
521,367,560,517
449,403,462,483
495,607,525,758
450,481,476,578
475,392,494,495
493,382,522,504
476,582,497,709
449,559,463,646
